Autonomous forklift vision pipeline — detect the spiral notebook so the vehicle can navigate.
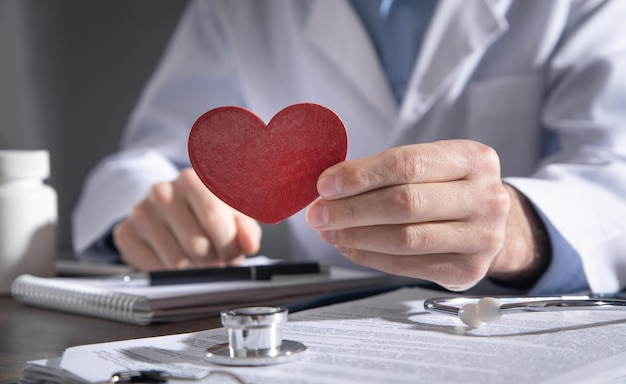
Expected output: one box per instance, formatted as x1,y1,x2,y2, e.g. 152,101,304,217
11,264,395,325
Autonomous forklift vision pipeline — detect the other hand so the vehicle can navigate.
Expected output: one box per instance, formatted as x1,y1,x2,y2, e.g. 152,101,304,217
113,168,262,271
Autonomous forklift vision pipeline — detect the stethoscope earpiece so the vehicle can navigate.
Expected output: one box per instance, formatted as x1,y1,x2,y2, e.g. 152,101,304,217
458,297,503,328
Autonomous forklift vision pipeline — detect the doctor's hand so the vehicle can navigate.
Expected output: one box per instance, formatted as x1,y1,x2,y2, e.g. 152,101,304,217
113,168,262,271
306,140,548,291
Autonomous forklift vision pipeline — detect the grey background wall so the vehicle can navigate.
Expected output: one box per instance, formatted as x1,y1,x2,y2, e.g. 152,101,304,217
0,0,290,261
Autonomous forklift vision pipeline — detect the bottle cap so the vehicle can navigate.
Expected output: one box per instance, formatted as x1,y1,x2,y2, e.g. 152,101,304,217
0,150,50,180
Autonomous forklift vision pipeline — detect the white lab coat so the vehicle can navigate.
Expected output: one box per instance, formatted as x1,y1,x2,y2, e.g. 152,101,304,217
73,0,626,293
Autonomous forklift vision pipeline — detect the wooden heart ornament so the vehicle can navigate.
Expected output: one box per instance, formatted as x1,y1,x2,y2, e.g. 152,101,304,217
188,103,348,224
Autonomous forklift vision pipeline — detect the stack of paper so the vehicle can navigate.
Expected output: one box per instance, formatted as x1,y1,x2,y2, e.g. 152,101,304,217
19,287,626,383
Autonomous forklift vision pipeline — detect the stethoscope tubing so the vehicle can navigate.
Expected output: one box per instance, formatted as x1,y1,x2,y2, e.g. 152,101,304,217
424,296,626,317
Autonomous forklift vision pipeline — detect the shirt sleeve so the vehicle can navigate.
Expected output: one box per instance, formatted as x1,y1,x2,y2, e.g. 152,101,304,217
79,225,122,264
526,207,589,295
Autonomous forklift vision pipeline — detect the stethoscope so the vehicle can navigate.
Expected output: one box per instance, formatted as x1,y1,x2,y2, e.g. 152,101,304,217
110,306,305,383
110,296,626,382
424,295,626,329
203,295,626,364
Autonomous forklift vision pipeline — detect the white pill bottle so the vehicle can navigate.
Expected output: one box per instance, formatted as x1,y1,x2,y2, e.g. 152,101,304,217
0,150,57,293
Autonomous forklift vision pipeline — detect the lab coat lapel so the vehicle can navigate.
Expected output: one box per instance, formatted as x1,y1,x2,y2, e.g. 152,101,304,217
399,0,512,128
303,0,396,123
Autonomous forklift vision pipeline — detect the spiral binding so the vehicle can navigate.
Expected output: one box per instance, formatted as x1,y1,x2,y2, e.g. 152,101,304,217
11,275,152,325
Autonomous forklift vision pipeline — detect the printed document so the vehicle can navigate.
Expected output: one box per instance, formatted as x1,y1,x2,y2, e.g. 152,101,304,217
24,287,626,383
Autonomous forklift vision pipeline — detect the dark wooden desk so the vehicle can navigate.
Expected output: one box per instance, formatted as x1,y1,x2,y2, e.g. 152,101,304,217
0,294,222,384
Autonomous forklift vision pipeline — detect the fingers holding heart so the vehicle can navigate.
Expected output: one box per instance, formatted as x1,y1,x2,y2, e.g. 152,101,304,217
308,180,505,256
306,140,510,289
307,181,479,229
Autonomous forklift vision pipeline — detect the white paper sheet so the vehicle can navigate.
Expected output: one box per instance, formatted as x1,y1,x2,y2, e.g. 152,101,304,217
43,287,626,383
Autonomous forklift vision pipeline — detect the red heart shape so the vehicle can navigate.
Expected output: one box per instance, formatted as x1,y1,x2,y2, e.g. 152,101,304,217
188,103,348,224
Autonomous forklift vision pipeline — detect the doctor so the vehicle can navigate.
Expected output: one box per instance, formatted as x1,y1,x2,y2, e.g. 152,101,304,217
73,0,626,294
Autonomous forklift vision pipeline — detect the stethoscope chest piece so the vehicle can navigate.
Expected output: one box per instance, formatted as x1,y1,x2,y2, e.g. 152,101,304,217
205,306,307,366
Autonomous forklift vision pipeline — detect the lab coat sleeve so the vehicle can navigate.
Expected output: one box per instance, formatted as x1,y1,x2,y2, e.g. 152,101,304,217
505,1,626,294
71,0,246,257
